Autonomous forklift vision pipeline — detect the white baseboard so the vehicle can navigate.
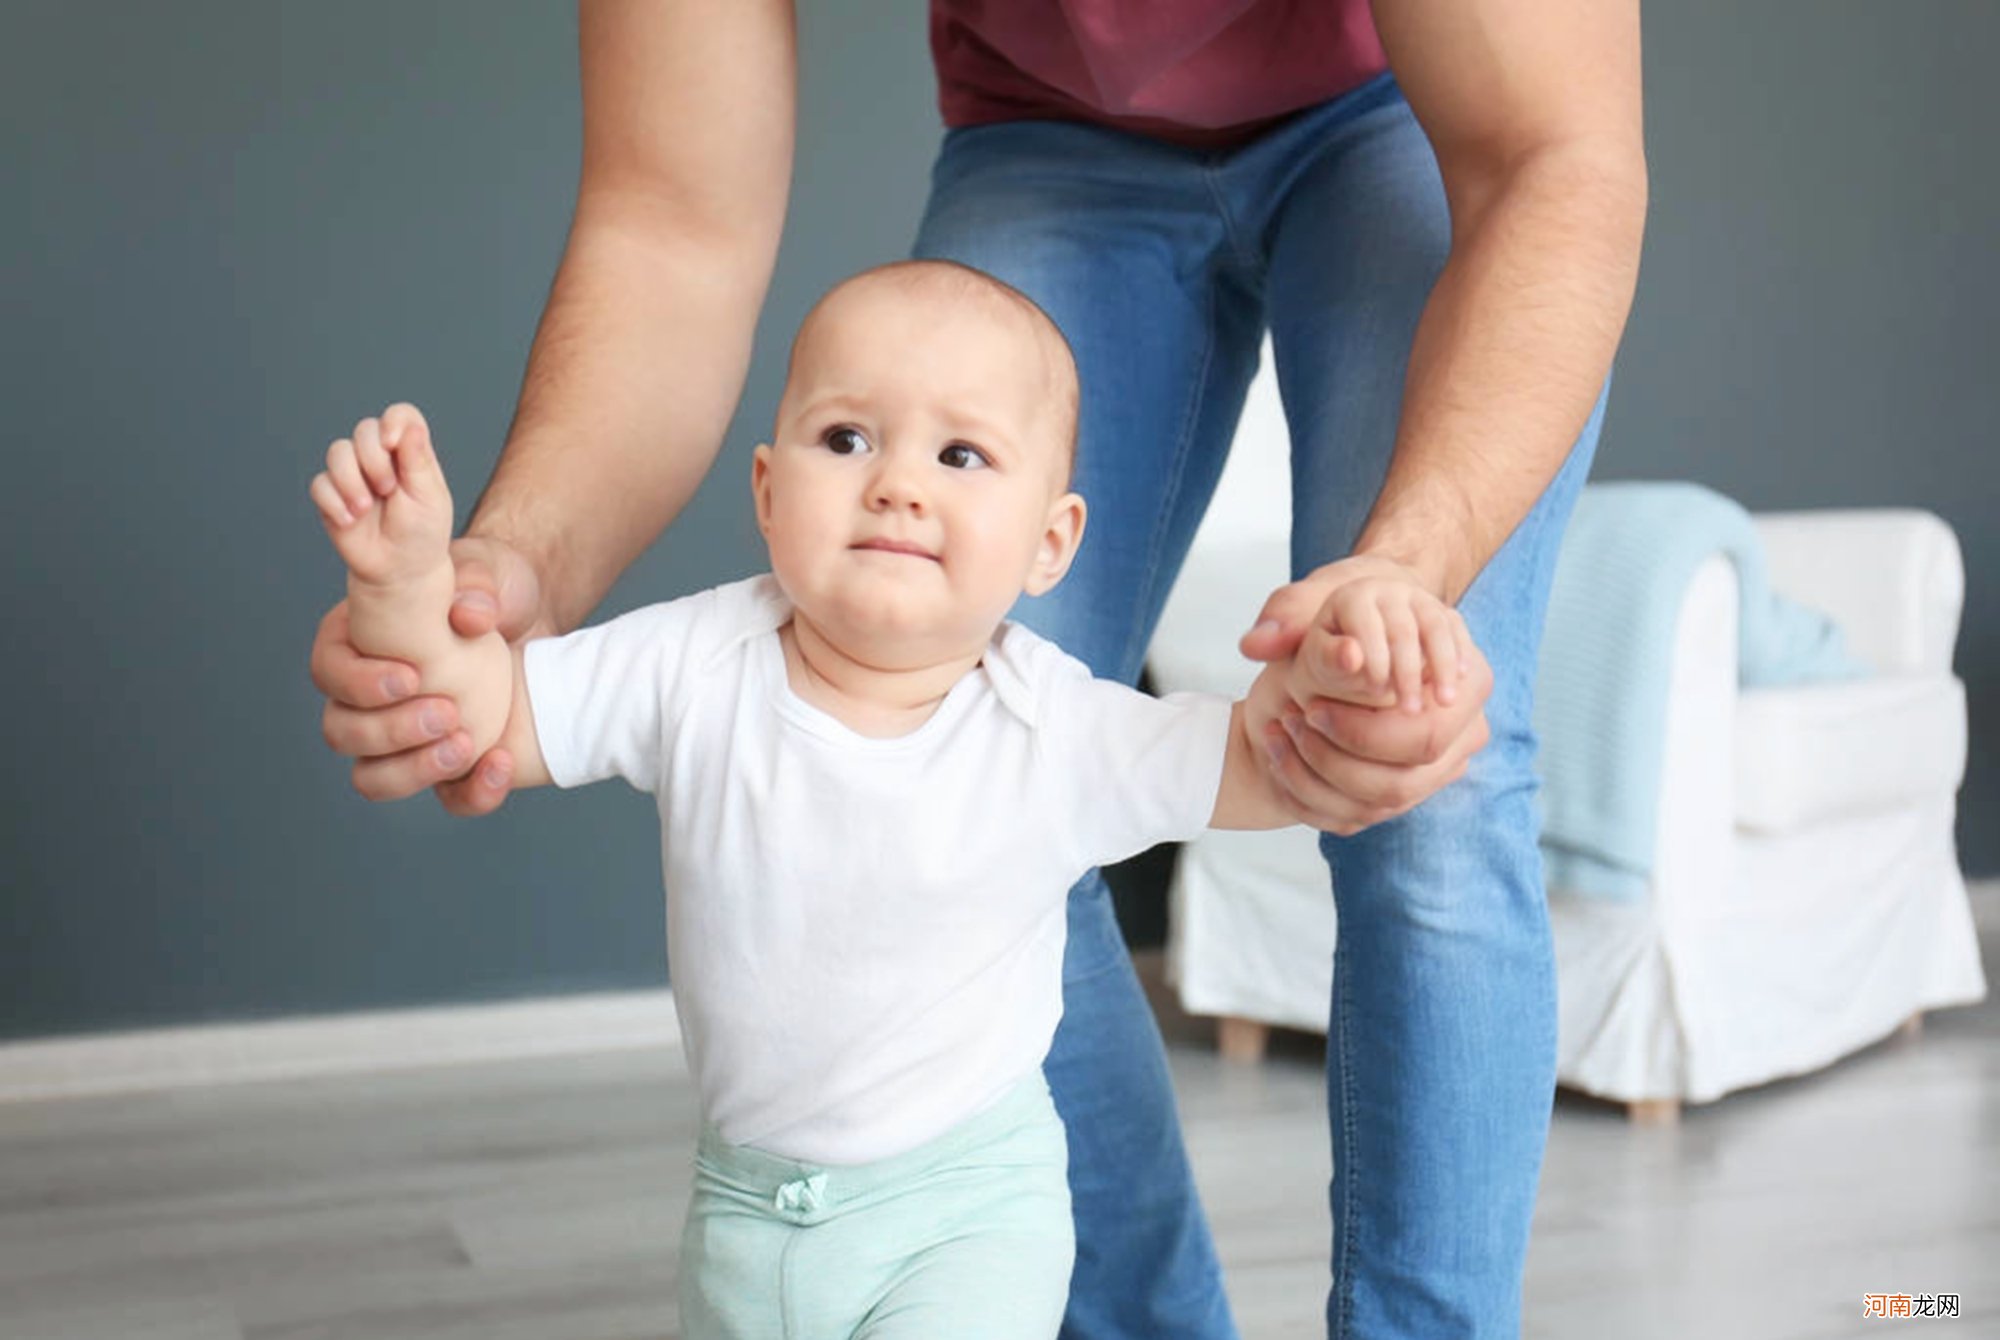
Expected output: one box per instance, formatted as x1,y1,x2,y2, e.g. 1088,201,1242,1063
0,989,680,1105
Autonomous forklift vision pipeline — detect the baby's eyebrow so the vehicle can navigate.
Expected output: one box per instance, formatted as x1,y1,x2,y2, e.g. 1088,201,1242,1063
796,391,870,422
934,406,1018,449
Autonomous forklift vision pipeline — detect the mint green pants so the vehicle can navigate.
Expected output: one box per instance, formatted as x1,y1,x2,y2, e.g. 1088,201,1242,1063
679,1074,1073,1340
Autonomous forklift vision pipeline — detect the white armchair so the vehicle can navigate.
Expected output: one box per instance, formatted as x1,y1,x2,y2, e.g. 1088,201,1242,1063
1148,347,1986,1121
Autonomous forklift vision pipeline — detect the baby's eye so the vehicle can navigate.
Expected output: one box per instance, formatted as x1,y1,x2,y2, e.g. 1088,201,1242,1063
939,443,990,470
824,426,870,456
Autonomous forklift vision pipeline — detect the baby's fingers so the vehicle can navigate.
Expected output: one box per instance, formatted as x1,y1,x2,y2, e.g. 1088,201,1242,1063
323,437,375,520
1331,634,1367,678
351,417,397,498
378,403,446,507
309,472,357,528
435,744,515,818
1419,605,1467,705
1334,596,1390,690
1384,601,1426,714
1296,630,1397,709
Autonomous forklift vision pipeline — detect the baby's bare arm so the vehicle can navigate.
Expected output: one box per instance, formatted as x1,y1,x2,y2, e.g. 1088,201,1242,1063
1209,700,1302,831
313,406,542,791
497,643,551,790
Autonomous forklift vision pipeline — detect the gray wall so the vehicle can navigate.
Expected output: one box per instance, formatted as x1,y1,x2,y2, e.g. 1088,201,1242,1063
5,2,1994,1042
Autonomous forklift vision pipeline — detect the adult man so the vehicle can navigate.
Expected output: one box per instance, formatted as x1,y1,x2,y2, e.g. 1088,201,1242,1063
310,2,1644,1335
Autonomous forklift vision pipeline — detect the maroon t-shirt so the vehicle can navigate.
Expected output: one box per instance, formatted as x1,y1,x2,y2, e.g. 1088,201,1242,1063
930,0,1389,149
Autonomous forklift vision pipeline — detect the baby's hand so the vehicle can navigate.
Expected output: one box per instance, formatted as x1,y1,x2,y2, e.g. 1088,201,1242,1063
1317,572,1472,716
309,404,452,585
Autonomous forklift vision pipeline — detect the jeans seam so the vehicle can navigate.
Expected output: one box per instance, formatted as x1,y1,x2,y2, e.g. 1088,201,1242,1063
1125,277,1217,679
1332,935,1358,1339
1199,159,1258,274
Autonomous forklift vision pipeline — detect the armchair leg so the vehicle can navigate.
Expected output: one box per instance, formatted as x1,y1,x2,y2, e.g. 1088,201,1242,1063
1627,1098,1681,1125
1216,1016,1270,1064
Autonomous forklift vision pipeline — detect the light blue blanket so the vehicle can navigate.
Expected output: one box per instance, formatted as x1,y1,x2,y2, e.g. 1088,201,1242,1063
1531,481,1870,899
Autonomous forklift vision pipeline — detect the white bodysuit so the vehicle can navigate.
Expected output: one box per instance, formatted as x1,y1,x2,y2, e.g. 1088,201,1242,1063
523,575,1231,1165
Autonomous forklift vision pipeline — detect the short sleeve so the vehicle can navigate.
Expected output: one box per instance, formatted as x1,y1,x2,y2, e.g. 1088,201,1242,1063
1028,640,1233,870
520,586,728,792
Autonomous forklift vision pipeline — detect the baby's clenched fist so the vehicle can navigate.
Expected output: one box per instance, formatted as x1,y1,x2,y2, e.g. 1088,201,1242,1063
309,403,452,585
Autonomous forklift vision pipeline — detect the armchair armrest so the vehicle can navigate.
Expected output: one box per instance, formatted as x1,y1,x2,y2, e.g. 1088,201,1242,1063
1650,553,1738,910
1752,510,1963,676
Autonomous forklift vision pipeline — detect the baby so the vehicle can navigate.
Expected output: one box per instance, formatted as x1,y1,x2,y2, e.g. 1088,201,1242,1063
309,260,1461,1339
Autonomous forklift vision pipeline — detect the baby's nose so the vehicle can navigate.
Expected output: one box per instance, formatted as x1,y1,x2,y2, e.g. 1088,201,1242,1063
870,460,926,510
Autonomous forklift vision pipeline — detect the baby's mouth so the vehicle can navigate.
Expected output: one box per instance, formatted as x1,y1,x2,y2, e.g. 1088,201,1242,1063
851,538,941,562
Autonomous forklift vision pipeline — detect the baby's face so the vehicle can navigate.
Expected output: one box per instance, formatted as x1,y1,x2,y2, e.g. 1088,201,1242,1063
753,280,1083,667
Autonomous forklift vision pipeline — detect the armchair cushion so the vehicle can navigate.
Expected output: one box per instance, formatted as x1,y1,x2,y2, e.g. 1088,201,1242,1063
1735,675,1968,834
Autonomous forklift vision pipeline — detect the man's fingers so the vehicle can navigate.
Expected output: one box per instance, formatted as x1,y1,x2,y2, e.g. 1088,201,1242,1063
448,586,502,639
435,746,515,817
347,730,477,802
320,694,460,760
1280,711,1431,815
1304,642,1493,766
443,547,506,640
1262,725,1387,837
1302,693,1462,768
444,535,546,643
310,601,419,706
1275,706,1482,833
1238,582,1328,662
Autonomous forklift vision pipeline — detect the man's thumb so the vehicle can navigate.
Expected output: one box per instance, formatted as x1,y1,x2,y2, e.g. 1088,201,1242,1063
446,536,538,641
1238,582,1322,662
446,560,501,639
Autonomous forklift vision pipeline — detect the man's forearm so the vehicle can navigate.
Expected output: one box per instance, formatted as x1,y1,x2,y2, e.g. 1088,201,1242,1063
1353,145,1647,605
465,208,776,633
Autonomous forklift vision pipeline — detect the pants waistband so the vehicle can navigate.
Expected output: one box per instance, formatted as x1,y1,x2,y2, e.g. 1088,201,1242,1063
693,1072,1058,1218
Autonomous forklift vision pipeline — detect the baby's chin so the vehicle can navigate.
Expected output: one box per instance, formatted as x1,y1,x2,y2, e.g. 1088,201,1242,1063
797,588,999,669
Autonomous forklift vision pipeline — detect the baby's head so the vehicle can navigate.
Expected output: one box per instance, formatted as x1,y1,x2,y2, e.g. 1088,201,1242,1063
752,261,1086,668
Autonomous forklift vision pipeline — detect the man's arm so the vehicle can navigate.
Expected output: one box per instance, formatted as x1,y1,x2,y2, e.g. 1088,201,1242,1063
309,0,798,807
1353,0,1648,603
1232,0,1641,831
467,0,799,634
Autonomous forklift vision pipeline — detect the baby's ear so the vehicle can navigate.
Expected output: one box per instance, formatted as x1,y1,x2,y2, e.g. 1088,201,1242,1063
1025,491,1087,596
750,444,774,534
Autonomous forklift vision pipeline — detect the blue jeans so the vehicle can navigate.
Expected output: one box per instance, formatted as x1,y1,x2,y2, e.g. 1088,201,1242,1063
912,74,1605,1340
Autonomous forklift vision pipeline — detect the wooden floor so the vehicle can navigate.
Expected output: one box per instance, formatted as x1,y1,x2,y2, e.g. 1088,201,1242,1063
3,897,1994,1340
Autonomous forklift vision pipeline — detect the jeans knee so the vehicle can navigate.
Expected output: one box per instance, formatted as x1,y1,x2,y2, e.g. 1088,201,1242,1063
1321,760,1547,938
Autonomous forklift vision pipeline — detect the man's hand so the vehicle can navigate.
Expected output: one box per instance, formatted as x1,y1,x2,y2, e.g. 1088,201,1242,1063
309,533,550,814
1238,556,1493,835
